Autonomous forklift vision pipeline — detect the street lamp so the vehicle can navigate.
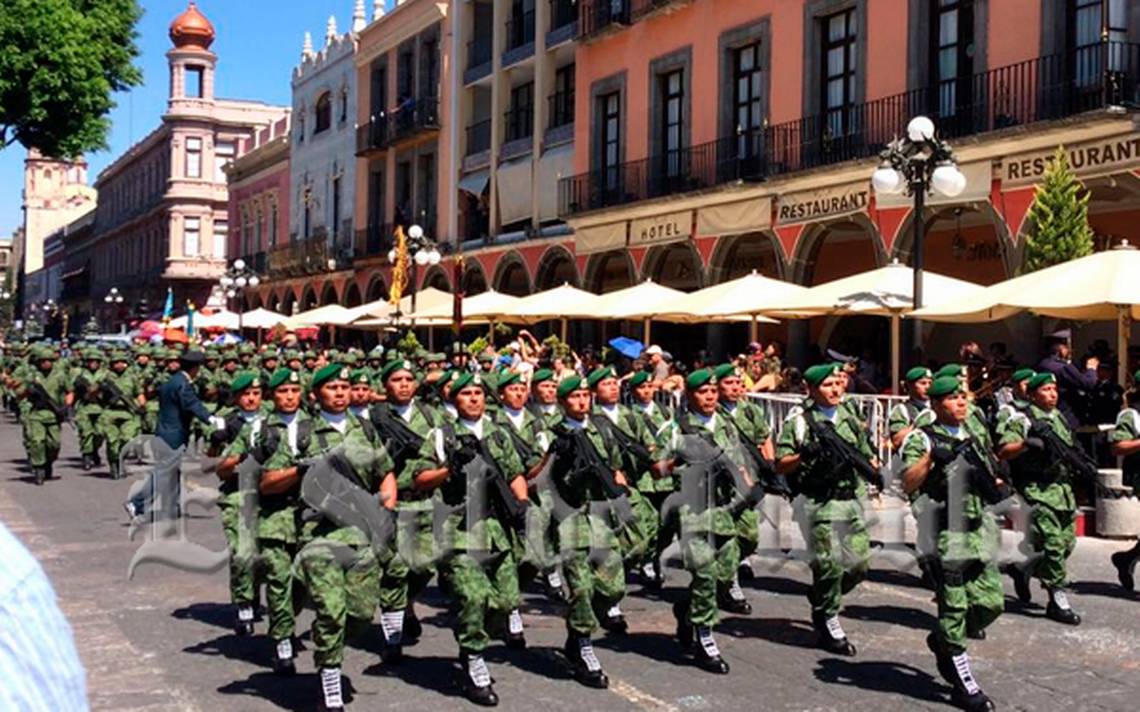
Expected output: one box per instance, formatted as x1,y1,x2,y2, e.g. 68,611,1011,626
219,258,261,333
871,115,966,350
389,223,441,316
103,287,125,333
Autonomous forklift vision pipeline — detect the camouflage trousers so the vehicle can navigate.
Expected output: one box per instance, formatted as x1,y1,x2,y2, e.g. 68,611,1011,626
563,546,626,636
296,539,380,668
797,497,871,618
937,556,1003,655
74,405,104,456
378,502,437,614
22,413,60,467
444,548,521,652
681,531,740,627
1026,500,1076,589
219,492,258,607
98,410,141,470
617,488,659,567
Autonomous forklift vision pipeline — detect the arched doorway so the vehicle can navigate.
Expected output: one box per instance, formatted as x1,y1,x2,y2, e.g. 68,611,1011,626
423,265,452,292
320,282,338,306
643,241,703,290
344,282,363,307
493,252,532,296
534,245,580,289
301,286,318,312
462,263,488,295
365,274,388,302
586,250,635,294
707,232,784,283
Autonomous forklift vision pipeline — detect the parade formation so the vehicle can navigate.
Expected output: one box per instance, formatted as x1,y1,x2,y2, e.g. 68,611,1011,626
1,334,1137,712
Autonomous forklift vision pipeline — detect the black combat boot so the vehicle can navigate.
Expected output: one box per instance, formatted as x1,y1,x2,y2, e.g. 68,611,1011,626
81,454,93,471
544,569,566,602
403,604,422,644
460,649,499,707
233,605,254,636
812,611,856,656
693,626,730,674
32,466,46,486
1112,548,1137,591
598,603,628,635
317,667,344,711
945,649,996,711
672,600,693,649
504,609,526,650
272,637,295,676
718,577,752,615
1044,588,1081,626
1010,566,1032,604
564,635,608,689
379,609,404,664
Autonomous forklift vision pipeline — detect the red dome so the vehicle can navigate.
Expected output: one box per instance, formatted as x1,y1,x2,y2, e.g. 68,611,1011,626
169,2,215,51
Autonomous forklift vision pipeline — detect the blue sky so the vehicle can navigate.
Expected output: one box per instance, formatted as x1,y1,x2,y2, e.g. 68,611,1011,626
0,0,393,238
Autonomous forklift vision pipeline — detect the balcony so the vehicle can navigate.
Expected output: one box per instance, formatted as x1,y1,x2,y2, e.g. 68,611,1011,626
390,97,440,144
239,252,267,275
546,90,575,146
355,114,390,156
559,41,1140,217
503,10,536,68
466,119,492,156
465,39,492,85
354,223,392,259
266,235,344,278
548,0,579,47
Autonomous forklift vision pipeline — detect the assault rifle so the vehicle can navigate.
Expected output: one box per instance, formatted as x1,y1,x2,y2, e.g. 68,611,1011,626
1027,419,1099,484
500,419,537,466
925,429,1012,506
720,413,792,498
101,378,144,416
369,404,428,467
300,448,397,556
592,413,654,475
547,426,636,526
439,426,529,531
803,416,884,492
26,380,68,422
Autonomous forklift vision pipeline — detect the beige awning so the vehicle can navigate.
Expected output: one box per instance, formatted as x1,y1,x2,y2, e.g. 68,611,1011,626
458,169,490,196
240,308,288,329
349,286,456,325
409,289,523,321
629,210,692,248
574,222,627,255
503,283,604,320
285,304,352,328
668,270,803,318
776,180,871,226
696,197,772,237
496,158,533,226
593,280,694,320
538,146,575,221
876,160,993,209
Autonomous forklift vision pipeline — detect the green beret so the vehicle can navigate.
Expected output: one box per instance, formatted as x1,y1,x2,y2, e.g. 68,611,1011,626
239,344,255,355
109,349,130,363
804,363,841,386
350,368,371,385
1027,372,1056,390
905,366,933,382
260,351,279,363
928,376,964,399
713,363,738,381
629,371,651,388
426,352,446,364
686,368,716,391
437,369,459,392
532,368,554,384
586,366,616,389
303,350,317,361
557,374,586,399
84,349,105,362
450,371,483,396
268,368,301,389
935,363,966,379
311,363,350,392
1012,368,1036,384
497,370,522,389
220,352,239,364
481,370,499,391
230,371,261,394
283,349,301,361
380,359,415,382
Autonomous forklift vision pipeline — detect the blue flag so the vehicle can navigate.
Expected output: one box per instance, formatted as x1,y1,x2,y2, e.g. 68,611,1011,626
162,288,174,321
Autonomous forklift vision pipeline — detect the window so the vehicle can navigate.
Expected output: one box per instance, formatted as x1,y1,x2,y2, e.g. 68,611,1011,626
255,206,264,252
398,50,415,101
395,160,412,225
551,64,575,128
1070,0,1126,85
184,217,200,257
339,89,349,123
214,219,227,258
187,66,204,98
734,43,764,138
315,93,332,134
215,140,236,183
297,106,306,142
507,82,535,142
821,8,857,136
421,39,439,98
416,154,436,231
303,202,311,239
185,137,202,178
269,201,278,247
241,209,252,254
931,0,975,117
332,177,342,241
659,70,684,177
599,91,621,193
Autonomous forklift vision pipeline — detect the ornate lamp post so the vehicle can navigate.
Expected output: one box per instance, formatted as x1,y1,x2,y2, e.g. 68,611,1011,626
871,115,967,349
388,224,441,316
219,257,261,333
104,287,124,332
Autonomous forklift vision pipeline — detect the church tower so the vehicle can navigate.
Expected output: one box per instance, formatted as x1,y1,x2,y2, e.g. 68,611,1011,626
166,1,217,115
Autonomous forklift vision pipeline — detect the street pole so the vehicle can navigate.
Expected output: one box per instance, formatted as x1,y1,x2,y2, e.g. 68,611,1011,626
911,178,925,354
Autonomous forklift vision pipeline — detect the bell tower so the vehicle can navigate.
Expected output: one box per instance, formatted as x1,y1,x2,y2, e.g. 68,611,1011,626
167,2,217,114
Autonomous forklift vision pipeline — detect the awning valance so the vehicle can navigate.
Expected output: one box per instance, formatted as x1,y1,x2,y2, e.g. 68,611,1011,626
696,197,772,237
496,158,534,226
574,222,627,255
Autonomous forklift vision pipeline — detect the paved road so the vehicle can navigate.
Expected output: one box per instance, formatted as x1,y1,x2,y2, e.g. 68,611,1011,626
1,414,1138,711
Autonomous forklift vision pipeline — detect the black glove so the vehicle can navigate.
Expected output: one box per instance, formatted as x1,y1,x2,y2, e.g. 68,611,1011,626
931,445,957,466
1024,437,1045,451
208,428,230,449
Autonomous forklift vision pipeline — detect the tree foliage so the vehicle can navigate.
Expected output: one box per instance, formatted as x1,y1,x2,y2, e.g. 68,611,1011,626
1021,145,1096,273
0,0,143,158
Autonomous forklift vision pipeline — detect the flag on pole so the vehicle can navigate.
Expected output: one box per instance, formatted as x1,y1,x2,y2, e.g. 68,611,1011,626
162,288,174,323
452,255,464,334
388,226,409,309
186,301,196,337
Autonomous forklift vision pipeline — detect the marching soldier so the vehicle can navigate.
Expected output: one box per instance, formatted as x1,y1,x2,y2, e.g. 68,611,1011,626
997,373,1083,624
1108,368,1140,592
626,370,675,587
542,375,630,689
16,344,72,484
72,348,107,471
714,362,773,606
367,357,441,664
405,372,531,706
218,368,311,675
889,367,934,449
99,350,146,479
347,369,372,419
776,363,877,655
208,371,265,639
993,368,1035,431
901,376,1004,712
529,368,562,429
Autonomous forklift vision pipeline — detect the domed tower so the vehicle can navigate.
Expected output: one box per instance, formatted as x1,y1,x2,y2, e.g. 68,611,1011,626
167,2,217,113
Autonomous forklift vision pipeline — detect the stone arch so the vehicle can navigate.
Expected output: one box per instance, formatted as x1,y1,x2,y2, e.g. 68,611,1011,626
585,250,636,294
320,281,338,306
890,202,1013,285
301,285,318,312
423,265,452,291
266,290,281,313
642,241,704,290
492,251,533,296
462,261,488,295
707,232,786,284
279,289,295,316
534,245,580,289
344,281,363,307
789,215,885,286
365,273,388,302
244,292,262,310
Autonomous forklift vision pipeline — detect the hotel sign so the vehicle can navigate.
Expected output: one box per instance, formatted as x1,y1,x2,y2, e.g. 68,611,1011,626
629,210,692,247
1003,135,1140,186
777,181,870,225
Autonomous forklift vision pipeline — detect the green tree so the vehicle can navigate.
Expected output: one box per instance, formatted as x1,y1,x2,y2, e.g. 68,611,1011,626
0,0,143,157
1021,145,1096,273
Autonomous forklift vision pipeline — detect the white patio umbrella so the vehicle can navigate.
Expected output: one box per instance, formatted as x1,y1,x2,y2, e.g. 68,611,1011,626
912,241,1140,386
664,270,793,340
764,260,985,393
592,279,693,343
195,309,241,330
285,304,351,329
502,283,603,340
408,289,522,321
241,307,288,329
